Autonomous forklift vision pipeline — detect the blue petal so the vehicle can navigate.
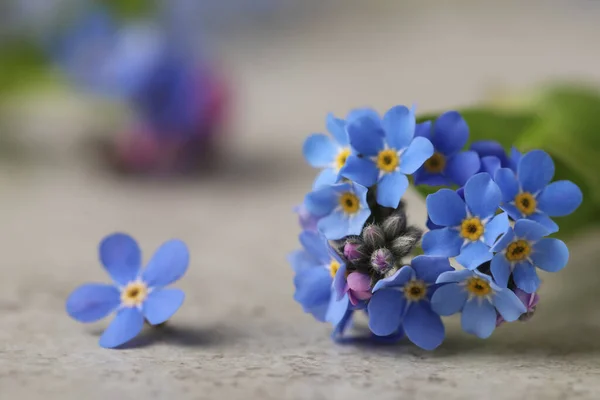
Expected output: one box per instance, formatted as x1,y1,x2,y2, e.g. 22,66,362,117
99,307,144,348
413,169,450,187
66,283,120,323
99,233,142,286
537,180,583,217
494,168,519,203
509,147,522,171
302,134,338,168
305,303,330,323
339,156,379,187
412,256,453,284
470,140,509,166
513,219,550,242
346,107,380,124
312,168,338,190
480,156,502,176
299,231,330,264
287,250,316,273
414,120,432,139
513,262,541,293
492,289,526,322
531,238,569,272
373,265,414,291
326,292,350,327
456,241,493,270
528,213,559,234
483,212,509,247
426,189,466,227
367,289,405,336
143,288,185,325
490,254,511,287
382,105,415,150
294,268,332,310
317,211,353,240
426,216,444,231
304,185,338,217
399,137,434,174
331,308,354,341
464,173,501,218
376,171,408,208
491,228,515,253
347,116,385,156
333,263,348,300
436,269,473,284
445,151,481,187
431,283,467,316
432,111,469,155
326,113,349,146
422,228,463,257
141,239,189,288
500,203,523,221
518,150,555,193
403,301,445,350
461,299,497,338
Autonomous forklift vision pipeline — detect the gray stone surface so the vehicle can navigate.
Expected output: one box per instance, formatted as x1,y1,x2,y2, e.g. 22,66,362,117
2,2,600,399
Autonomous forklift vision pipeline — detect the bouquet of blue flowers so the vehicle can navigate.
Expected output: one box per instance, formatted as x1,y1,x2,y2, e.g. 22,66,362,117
289,105,583,350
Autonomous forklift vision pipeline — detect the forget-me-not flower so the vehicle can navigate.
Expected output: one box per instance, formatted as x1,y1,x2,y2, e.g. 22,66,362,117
490,219,569,293
340,105,434,208
431,269,526,339
304,182,371,240
413,111,480,187
66,233,189,348
494,150,583,233
422,173,509,270
368,256,454,350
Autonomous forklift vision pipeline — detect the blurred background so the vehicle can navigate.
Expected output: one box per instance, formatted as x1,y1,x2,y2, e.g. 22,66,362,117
1,1,600,399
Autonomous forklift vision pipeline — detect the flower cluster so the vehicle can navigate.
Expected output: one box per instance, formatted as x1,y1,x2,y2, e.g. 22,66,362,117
290,106,583,349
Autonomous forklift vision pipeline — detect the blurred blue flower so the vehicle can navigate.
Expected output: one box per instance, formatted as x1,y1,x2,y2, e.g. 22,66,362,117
302,113,352,189
288,231,346,321
340,105,434,208
368,256,453,350
431,269,526,339
66,233,189,348
490,219,569,293
470,140,521,176
422,173,509,270
293,202,321,232
413,112,480,187
494,150,583,233
304,182,371,240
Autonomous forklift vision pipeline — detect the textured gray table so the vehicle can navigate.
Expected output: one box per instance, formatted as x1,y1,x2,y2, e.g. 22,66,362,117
2,2,600,399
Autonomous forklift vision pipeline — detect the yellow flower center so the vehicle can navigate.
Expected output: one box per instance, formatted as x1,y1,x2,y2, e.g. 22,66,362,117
465,277,492,297
423,152,446,174
515,192,537,216
329,260,340,278
376,149,399,173
335,148,351,170
339,192,360,215
506,240,531,262
120,281,148,307
403,280,428,302
460,217,485,241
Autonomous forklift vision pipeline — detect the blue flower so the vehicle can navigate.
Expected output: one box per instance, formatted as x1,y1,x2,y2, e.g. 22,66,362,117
303,113,353,189
431,269,527,338
490,219,569,293
494,150,583,233
304,182,371,240
288,231,347,321
66,233,189,348
422,173,509,270
368,256,454,350
413,111,481,187
340,105,434,208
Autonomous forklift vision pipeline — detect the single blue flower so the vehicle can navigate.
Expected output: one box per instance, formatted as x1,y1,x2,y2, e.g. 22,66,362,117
494,150,583,233
490,219,569,293
422,173,509,270
367,256,454,350
288,231,347,322
66,233,189,348
413,111,480,187
340,105,434,208
302,113,353,189
304,182,371,240
431,269,527,339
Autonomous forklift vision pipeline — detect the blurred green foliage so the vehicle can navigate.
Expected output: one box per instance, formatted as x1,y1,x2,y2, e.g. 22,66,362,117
415,84,600,239
0,39,55,96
